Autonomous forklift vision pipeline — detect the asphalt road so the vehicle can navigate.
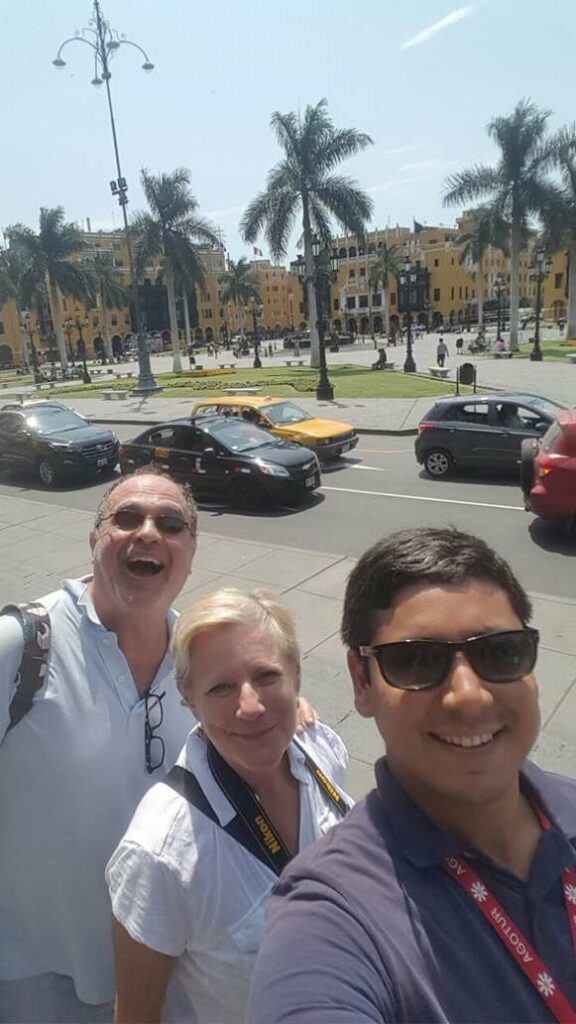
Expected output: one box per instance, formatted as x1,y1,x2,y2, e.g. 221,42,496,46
1,427,575,601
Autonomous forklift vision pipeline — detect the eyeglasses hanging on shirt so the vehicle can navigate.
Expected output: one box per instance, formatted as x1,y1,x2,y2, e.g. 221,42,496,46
144,691,166,774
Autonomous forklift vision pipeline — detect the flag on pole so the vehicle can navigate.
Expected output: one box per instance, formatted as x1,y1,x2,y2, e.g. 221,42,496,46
413,220,425,234
253,247,263,257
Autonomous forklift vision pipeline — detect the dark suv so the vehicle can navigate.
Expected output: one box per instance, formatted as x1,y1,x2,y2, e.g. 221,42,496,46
0,401,119,486
415,393,564,478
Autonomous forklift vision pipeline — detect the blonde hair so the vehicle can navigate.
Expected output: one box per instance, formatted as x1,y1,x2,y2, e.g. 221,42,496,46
172,588,300,693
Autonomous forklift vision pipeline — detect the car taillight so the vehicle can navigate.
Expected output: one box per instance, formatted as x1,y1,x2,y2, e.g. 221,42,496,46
418,422,435,434
537,456,555,479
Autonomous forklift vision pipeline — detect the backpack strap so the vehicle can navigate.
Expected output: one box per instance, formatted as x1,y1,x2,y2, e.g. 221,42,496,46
1,602,51,731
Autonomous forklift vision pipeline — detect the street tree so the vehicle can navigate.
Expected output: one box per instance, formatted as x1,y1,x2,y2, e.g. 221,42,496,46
6,208,88,369
541,126,576,340
133,168,219,372
443,99,562,350
367,243,402,339
457,207,509,330
241,98,373,366
219,258,261,342
84,250,128,361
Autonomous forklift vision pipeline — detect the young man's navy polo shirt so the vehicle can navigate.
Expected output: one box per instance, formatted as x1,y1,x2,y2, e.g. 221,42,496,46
248,760,576,1023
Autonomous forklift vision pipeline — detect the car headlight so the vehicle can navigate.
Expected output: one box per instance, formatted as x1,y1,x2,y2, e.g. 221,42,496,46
257,461,290,477
47,441,72,450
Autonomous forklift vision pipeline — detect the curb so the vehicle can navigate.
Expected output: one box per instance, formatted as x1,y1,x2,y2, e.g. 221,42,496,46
90,416,419,437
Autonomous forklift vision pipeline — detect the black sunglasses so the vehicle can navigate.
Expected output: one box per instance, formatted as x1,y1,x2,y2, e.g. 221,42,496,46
99,509,192,535
359,629,539,691
144,691,166,774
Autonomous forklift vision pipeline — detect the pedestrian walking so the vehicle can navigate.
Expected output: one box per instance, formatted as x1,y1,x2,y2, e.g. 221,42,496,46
436,337,449,367
456,336,464,356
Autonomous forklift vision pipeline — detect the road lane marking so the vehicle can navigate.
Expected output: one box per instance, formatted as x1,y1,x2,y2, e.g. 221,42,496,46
321,485,524,511
356,448,412,455
349,464,388,472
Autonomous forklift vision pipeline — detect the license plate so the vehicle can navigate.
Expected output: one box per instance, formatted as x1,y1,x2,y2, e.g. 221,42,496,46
339,442,352,454
305,474,317,488
97,457,108,467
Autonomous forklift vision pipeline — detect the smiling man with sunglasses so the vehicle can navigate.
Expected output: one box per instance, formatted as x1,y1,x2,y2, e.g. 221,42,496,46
0,468,200,1023
249,527,576,1024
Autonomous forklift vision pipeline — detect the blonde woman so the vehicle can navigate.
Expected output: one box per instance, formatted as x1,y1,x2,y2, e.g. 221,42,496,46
107,589,351,1023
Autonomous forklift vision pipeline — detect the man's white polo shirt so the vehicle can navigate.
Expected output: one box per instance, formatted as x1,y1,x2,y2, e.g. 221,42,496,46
107,722,350,1024
0,578,193,1004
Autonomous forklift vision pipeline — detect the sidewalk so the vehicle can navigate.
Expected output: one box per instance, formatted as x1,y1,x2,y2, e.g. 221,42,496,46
4,331,573,435
1,490,576,797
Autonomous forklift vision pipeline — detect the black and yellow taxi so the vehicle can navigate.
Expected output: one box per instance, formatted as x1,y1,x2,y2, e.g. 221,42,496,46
190,395,358,462
119,416,321,507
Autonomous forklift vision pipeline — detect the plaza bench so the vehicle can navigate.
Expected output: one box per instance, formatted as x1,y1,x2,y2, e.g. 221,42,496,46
223,387,262,395
188,364,204,371
429,366,450,379
284,359,305,367
219,362,236,370
101,389,129,400
494,351,513,359
115,371,134,379
565,353,576,364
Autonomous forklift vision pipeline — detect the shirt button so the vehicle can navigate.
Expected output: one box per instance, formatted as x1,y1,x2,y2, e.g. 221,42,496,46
118,674,126,683
102,638,109,646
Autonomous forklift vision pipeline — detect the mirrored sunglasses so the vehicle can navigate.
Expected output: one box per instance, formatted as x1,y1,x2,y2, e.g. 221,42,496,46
99,509,192,535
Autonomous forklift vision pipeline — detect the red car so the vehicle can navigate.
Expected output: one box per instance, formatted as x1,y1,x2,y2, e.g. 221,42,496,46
521,408,576,523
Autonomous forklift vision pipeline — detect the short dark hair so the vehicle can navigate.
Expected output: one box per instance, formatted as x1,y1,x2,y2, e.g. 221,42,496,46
95,465,198,537
341,527,532,649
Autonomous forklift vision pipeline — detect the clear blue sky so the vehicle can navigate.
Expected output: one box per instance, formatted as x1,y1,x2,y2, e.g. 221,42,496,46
1,0,574,261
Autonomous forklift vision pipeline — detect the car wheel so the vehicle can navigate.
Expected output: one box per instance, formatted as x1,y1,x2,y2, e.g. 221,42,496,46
423,448,453,478
520,438,537,499
37,455,58,487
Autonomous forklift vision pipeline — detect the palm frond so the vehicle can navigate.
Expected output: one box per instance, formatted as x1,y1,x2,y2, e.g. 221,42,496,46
443,166,499,207
314,175,373,241
318,127,374,172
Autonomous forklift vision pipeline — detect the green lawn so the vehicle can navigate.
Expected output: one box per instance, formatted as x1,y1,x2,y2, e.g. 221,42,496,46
37,363,474,401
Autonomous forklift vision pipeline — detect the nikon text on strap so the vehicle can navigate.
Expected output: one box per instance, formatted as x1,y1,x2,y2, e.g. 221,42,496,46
163,737,349,875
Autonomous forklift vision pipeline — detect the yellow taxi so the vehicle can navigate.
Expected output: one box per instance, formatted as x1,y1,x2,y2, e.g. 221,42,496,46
190,395,358,461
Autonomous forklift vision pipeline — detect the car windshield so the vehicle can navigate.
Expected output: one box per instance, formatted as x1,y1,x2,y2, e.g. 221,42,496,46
260,401,309,425
25,408,86,435
207,419,274,453
522,396,566,415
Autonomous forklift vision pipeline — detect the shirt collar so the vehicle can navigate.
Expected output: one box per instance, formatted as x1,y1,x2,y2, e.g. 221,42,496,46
64,576,179,634
374,757,576,869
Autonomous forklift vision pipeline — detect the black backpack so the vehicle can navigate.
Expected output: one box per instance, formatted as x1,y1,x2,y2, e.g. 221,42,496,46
1,602,51,731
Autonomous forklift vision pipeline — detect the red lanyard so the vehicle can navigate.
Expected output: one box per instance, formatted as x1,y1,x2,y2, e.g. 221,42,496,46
444,807,576,1023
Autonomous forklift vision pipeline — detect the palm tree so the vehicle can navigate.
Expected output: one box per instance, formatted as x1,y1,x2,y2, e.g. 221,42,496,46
241,98,373,367
219,258,261,342
6,208,88,369
0,247,36,366
542,126,576,339
133,167,219,372
367,242,402,339
457,207,509,331
443,99,562,350
84,250,128,362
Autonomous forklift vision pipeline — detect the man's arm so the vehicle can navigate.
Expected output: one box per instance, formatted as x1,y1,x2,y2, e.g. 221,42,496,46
247,877,393,1024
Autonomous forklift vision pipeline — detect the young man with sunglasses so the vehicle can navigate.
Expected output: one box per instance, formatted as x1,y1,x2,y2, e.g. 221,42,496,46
249,527,576,1024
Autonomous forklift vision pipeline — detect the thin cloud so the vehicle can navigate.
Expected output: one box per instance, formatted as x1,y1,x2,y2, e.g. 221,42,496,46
400,5,477,50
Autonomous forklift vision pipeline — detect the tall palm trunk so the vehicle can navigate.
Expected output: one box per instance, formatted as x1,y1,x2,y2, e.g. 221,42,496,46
567,243,576,341
164,261,183,372
182,288,192,355
509,219,522,351
102,304,113,362
302,194,319,368
476,256,484,330
46,273,68,369
383,284,390,338
18,308,29,367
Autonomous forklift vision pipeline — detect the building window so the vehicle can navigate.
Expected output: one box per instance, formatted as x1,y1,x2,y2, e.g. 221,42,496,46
459,287,462,299
0,321,4,335
359,267,366,277
346,297,356,310
333,299,339,311
434,288,441,302
390,292,396,306
111,316,117,325
349,269,356,280
555,272,564,289
371,293,382,306
359,295,368,308
203,309,213,319
451,258,455,265
465,286,468,299
451,287,455,300
433,258,439,267
272,285,278,292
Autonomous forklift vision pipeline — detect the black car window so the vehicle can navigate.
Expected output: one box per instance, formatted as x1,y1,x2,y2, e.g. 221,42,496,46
450,403,490,424
146,426,179,447
24,407,85,434
174,427,213,452
0,413,23,433
206,419,272,452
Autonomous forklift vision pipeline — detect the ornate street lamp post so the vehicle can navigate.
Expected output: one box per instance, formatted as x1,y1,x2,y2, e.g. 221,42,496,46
22,313,41,383
529,249,552,362
67,317,92,383
296,242,339,401
53,0,160,395
251,300,263,368
493,271,504,340
399,253,417,373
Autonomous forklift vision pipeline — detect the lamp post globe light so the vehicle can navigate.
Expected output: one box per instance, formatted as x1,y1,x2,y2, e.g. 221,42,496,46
53,0,160,395
296,240,339,401
529,248,552,362
399,253,417,373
